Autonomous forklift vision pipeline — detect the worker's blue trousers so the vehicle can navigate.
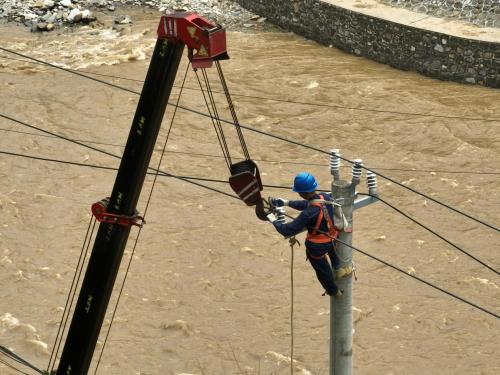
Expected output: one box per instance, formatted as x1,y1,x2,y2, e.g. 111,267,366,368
306,245,341,296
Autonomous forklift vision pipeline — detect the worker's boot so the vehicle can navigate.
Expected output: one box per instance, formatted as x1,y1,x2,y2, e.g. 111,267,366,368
335,265,353,280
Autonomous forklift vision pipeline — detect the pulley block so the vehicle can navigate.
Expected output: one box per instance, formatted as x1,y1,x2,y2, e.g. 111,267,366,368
229,159,263,206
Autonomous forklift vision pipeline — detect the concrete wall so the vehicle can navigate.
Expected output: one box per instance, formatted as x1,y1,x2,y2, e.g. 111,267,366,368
234,0,500,88
380,0,499,27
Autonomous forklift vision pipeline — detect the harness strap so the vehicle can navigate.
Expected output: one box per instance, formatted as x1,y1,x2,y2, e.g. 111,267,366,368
308,195,338,241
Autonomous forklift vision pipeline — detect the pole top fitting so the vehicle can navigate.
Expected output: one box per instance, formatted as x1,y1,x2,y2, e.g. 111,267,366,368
330,149,341,181
351,159,363,185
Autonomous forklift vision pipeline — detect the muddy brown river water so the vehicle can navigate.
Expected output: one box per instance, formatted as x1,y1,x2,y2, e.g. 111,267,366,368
0,7,499,375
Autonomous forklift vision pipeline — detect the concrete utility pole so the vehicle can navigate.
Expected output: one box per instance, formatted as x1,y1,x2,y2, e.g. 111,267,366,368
329,150,378,375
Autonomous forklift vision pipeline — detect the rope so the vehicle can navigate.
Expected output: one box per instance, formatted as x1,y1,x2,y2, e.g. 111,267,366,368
46,217,96,373
1,49,499,231
359,193,500,276
93,62,191,374
288,237,300,375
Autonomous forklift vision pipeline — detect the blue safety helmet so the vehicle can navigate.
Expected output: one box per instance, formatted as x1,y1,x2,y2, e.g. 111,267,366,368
292,172,318,193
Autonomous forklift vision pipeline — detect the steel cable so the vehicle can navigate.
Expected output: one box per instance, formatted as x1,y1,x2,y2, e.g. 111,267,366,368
1,147,497,320
93,63,191,374
2,51,500,124
1,126,500,176
47,217,97,373
0,117,497,276
359,193,499,276
0,51,498,320
0,48,498,231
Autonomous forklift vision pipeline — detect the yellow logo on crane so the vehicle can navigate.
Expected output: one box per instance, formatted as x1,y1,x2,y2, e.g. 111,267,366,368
198,44,208,57
187,26,196,38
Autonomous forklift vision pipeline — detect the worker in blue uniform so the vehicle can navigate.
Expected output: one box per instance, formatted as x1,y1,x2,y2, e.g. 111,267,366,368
267,172,351,297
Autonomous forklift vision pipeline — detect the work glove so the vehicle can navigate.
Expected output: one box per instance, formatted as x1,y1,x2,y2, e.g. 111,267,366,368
269,197,289,207
266,213,278,223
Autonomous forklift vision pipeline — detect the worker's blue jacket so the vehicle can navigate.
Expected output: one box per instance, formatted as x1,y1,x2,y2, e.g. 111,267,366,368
271,193,336,256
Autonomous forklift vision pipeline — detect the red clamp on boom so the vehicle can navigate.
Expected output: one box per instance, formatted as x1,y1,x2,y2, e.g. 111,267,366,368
91,198,144,228
157,11,229,68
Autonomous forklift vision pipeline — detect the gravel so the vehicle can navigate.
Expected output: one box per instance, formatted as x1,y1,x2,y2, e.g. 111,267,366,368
0,0,265,32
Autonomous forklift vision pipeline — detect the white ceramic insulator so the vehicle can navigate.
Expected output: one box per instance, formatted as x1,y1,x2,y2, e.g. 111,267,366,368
330,149,341,178
352,159,363,183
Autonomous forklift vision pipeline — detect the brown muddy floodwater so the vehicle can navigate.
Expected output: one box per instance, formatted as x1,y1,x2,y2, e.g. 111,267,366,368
0,7,499,375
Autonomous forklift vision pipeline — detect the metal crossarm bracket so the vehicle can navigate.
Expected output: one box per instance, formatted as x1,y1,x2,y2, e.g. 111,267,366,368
91,198,144,228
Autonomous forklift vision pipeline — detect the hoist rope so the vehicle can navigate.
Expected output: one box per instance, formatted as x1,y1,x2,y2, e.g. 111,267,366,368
47,217,97,374
0,48,498,232
359,193,499,276
203,67,234,167
194,68,232,169
93,62,191,375
215,60,251,160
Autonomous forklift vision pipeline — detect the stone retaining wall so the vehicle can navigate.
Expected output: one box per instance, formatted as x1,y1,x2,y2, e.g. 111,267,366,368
234,0,500,88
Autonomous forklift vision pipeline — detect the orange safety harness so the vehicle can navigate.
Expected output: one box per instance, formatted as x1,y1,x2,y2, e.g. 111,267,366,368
306,195,339,244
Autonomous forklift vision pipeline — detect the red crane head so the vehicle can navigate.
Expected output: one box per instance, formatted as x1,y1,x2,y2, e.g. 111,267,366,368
157,11,229,68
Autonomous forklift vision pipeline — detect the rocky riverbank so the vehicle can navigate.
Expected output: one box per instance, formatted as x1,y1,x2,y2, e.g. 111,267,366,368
378,0,499,28
0,0,266,32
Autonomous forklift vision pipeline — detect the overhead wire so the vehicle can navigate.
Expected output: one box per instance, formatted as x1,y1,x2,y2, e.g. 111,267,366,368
3,144,497,282
0,50,499,321
0,359,32,375
2,143,498,280
1,48,499,232
2,126,500,176
2,51,500,124
358,193,499,276
278,211,499,320
0,346,44,375
1,143,498,320
335,237,499,319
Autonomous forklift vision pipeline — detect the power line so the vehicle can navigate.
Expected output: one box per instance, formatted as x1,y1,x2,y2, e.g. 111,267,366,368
2,148,498,320
1,132,498,321
2,141,498,278
359,193,499,275
2,52,500,124
0,345,44,375
334,237,499,320
2,144,499,278
2,126,500,176
1,49,498,232
0,149,292,191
